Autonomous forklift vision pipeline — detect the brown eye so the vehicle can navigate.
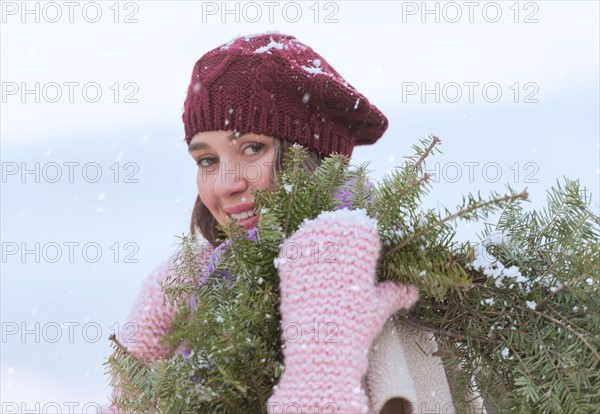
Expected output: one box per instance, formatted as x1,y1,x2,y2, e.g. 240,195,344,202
197,157,218,171
244,143,265,155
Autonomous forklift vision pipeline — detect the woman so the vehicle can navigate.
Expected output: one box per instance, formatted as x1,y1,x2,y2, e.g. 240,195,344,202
111,33,478,413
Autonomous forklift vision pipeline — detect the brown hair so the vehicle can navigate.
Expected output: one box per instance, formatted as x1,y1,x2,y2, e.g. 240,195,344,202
190,138,325,246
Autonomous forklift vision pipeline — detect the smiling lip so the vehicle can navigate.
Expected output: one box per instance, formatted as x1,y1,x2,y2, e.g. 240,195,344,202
223,202,259,230
223,202,256,215
235,213,259,231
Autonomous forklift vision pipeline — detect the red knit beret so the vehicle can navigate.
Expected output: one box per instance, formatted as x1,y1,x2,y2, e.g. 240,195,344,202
182,33,388,157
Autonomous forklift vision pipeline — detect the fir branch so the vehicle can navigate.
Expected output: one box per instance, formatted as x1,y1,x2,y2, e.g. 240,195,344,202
283,145,305,235
106,334,159,413
106,138,599,413
384,191,528,259
412,135,441,170
313,154,349,211
536,272,594,308
544,209,596,276
538,307,599,360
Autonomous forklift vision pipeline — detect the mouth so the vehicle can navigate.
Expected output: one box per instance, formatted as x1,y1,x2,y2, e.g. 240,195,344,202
227,208,259,230
228,208,259,221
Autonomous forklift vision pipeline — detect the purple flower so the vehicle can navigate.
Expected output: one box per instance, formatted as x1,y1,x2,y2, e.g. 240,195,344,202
181,347,193,359
190,228,259,312
205,240,232,277
247,226,259,242
180,347,202,383
333,178,374,210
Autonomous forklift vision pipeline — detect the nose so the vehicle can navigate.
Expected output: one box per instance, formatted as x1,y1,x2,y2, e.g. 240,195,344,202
214,160,248,197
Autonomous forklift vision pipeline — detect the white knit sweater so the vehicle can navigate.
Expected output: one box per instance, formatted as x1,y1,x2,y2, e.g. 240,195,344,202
367,319,488,414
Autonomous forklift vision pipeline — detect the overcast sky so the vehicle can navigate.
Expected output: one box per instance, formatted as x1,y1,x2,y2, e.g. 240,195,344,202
1,1,599,408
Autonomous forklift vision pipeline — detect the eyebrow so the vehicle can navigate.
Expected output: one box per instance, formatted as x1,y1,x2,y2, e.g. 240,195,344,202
188,132,248,153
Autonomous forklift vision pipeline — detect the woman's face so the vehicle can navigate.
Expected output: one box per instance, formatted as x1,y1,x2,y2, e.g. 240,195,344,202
188,131,276,231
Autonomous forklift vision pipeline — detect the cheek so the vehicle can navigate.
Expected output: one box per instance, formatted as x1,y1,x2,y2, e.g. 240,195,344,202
196,173,214,207
254,153,275,189
196,169,204,194
249,165,271,189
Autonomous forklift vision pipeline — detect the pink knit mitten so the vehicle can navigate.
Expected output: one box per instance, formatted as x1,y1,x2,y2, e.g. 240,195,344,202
267,209,418,414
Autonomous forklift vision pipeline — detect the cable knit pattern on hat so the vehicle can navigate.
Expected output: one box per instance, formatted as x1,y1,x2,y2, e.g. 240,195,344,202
268,209,418,414
183,33,388,157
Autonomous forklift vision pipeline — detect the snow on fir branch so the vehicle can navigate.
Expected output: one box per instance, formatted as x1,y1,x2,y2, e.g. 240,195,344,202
105,136,599,414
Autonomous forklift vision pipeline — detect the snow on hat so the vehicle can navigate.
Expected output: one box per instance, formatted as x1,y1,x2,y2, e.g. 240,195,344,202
182,33,388,157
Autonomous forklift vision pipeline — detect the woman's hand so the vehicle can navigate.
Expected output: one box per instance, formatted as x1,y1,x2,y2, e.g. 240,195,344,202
268,209,418,414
